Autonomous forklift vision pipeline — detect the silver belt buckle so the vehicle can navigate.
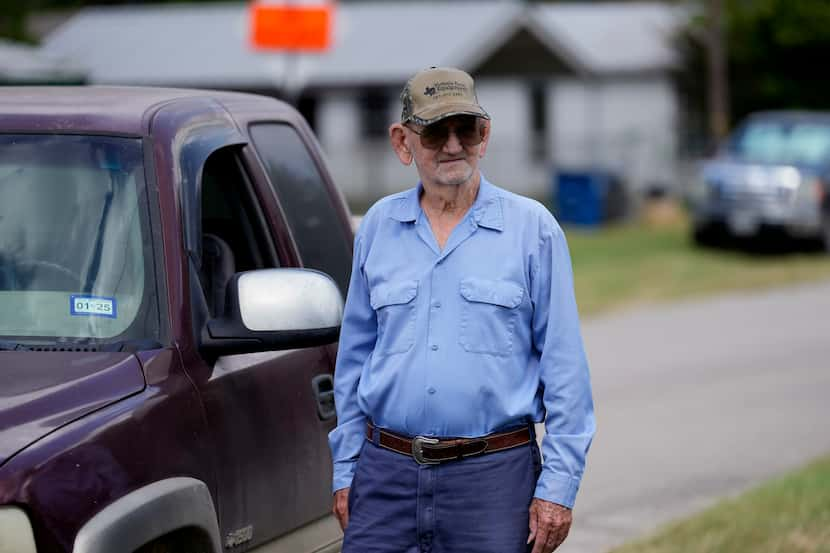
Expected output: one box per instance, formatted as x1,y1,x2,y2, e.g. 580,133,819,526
411,436,440,465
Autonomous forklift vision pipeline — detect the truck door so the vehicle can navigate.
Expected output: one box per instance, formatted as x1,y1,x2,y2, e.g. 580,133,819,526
189,145,340,549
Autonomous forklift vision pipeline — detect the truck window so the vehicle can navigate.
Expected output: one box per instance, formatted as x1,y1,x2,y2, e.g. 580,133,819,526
0,134,161,343
199,147,277,317
248,123,352,295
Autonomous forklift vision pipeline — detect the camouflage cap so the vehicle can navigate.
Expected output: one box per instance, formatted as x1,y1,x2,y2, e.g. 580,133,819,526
400,66,490,126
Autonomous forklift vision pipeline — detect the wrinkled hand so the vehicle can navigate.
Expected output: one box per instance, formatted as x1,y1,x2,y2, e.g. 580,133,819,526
527,498,572,553
332,488,350,531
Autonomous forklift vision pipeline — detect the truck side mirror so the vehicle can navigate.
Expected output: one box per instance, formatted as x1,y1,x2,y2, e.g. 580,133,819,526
200,268,343,358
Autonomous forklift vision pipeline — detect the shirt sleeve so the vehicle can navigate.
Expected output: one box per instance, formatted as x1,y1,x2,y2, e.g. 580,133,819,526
328,233,377,493
529,221,596,509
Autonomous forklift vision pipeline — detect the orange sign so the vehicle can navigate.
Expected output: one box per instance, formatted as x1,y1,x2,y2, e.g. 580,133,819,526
250,3,333,51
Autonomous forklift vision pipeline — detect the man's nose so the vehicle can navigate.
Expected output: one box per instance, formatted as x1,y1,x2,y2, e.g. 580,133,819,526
442,128,464,152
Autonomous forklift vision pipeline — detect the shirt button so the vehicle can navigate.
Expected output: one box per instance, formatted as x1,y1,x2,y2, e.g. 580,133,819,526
430,344,439,351
427,387,436,395
433,301,441,309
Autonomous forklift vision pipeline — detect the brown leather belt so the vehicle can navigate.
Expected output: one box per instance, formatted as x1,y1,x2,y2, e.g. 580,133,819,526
366,422,532,465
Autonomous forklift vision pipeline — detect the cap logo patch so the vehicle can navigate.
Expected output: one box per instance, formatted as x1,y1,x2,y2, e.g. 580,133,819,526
431,81,468,98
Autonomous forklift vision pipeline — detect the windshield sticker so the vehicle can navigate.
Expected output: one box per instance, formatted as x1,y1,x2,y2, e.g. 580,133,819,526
70,295,117,319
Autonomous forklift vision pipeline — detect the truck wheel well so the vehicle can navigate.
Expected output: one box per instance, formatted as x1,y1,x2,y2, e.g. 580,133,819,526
133,527,213,553
72,477,221,553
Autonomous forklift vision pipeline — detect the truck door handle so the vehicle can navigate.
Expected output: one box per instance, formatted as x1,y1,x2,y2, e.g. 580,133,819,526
312,374,336,421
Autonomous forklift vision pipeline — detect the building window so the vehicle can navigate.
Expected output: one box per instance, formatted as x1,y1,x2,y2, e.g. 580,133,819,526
361,88,390,139
297,94,318,132
529,81,550,162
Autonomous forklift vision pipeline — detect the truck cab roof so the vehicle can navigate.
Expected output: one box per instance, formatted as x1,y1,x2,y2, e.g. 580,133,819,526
0,86,296,135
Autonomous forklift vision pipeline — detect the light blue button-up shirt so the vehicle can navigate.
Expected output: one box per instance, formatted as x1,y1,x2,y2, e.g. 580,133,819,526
329,176,595,508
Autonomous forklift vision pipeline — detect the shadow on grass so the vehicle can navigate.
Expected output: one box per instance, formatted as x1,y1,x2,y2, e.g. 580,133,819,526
692,229,827,258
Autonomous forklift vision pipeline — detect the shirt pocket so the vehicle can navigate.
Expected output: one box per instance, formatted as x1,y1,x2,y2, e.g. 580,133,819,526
458,278,524,356
370,280,418,356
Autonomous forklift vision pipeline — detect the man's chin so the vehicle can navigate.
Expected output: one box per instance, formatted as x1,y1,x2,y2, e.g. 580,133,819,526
435,166,474,187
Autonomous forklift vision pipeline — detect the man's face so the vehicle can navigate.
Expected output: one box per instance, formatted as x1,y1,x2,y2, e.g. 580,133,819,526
404,115,488,188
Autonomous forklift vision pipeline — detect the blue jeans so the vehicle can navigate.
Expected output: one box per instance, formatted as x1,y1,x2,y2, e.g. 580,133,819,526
343,428,541,553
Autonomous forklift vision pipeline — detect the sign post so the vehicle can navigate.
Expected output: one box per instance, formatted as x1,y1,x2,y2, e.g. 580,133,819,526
249,1,334,102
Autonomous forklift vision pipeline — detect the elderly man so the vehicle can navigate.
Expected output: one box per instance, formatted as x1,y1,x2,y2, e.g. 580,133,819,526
328,67,595,553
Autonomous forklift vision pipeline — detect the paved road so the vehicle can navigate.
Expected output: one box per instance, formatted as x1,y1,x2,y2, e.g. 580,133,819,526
550,279,830,553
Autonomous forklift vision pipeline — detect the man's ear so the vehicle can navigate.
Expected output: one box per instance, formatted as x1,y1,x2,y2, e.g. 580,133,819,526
478,120,491,158
389,123,413,166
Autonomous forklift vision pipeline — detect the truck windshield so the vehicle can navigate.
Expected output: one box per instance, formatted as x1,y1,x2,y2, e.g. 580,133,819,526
729,120,830,166
0,134,161,344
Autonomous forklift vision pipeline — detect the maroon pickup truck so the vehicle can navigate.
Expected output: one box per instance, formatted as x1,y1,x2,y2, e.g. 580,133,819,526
0,87,353,553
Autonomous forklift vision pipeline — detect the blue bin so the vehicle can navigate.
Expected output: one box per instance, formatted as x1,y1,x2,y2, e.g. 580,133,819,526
554,170,624,226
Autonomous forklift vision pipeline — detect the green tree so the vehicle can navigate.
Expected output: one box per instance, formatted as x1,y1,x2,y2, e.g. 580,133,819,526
0,0,31,41
675,0,830,149
729,0,830,117
0,0,232,42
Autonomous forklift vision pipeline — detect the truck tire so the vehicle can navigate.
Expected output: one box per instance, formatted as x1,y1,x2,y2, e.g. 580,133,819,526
822,213,830,253
692,223,723,248
134,541,208,553
133,529,212,553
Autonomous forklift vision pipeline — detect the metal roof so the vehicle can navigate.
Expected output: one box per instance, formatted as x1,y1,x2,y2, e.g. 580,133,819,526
532,2,685,74
40,2,685,89
309,2,523,86
0,39,84,84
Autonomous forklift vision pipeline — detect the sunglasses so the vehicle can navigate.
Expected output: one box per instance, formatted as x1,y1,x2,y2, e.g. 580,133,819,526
407,116,486,150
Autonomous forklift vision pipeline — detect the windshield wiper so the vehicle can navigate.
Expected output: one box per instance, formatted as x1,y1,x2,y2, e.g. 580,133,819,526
0,340,30,351
0,339,162,352
101,339,163,353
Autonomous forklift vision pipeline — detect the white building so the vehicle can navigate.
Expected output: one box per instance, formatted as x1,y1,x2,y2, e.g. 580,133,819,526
0,38,83,84
40,1,687,207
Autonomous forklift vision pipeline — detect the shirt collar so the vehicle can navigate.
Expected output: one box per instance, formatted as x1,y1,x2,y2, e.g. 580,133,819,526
390,183,421,223
471,176,504,231
389,175,503,232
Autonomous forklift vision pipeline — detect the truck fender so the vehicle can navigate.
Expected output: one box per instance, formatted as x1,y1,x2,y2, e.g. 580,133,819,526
72,477,221,553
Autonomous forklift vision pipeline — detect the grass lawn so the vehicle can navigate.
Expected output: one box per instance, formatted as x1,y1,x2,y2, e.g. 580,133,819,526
609,455,830,553
566,210,830,317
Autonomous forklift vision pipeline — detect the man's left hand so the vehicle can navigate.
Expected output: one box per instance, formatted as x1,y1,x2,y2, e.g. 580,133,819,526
527,498,572,553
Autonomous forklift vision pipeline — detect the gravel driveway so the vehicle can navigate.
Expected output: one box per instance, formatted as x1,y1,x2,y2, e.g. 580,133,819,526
552,279,830,553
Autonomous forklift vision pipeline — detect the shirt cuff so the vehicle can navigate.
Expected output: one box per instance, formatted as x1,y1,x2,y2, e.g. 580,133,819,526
332,460,357,494
533,470,581,509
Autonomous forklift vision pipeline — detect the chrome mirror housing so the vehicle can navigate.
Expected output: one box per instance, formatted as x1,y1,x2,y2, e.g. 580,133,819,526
201,268,344,357
237,269,343,332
